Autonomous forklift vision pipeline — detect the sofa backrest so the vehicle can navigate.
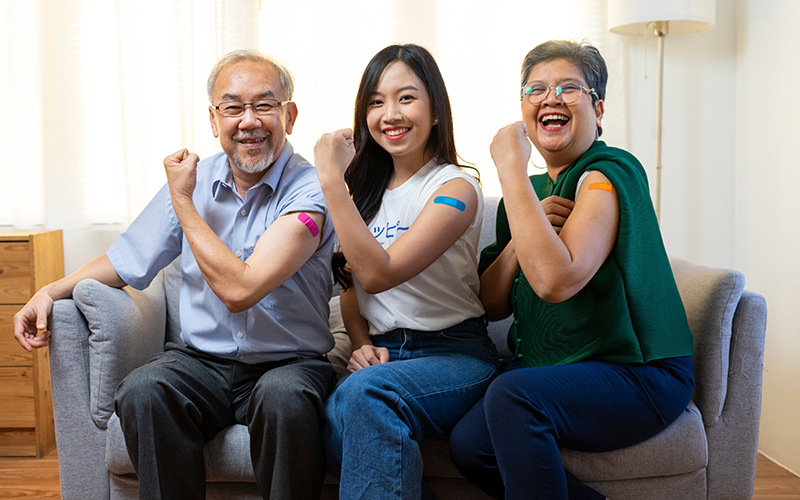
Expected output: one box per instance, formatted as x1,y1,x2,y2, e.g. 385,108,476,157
669,256,746,426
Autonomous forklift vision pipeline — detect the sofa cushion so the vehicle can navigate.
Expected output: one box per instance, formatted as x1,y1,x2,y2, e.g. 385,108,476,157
163,257,184,346
561,402,707,481
106,413,134,475
669,257,745,426
73,277,167,429
327,295,352,378
107,413,257,482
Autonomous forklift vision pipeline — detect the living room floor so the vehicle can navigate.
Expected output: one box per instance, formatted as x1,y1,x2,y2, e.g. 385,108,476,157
0,449,797,499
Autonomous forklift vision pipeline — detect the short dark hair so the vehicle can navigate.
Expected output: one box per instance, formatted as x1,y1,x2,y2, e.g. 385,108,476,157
521,40,608,136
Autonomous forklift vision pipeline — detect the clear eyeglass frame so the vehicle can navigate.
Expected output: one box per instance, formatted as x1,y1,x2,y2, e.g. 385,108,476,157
520,84,598,105
213,99,291,117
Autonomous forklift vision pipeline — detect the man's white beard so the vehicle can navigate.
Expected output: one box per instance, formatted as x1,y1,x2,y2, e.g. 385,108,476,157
232,146,274,174
231,131,275,174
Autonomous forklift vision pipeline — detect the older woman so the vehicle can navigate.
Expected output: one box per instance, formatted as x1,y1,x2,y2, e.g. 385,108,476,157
449,40,695,499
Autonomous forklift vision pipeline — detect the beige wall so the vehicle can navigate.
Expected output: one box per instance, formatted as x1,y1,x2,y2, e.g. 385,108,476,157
734,0,800,475
616,0,799,476
607,0,738,268
617,0,799,476
55,0,800,476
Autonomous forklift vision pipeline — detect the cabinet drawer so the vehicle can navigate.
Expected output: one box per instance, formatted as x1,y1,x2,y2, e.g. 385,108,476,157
0,241,31,303
0,367,36,427
0,307,34,366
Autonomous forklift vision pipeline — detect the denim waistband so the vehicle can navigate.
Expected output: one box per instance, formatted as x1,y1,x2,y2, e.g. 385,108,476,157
372,316,498,366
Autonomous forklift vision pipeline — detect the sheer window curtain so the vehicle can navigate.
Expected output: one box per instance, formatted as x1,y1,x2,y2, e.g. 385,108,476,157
1,0,622,272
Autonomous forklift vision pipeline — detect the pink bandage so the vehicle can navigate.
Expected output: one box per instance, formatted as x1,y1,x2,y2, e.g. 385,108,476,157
298,212,320,237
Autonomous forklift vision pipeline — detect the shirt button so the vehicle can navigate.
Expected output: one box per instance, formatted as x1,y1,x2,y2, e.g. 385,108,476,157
517,353,523,358
514,320,519,325
516,337,522,343
235,250,242,258
514,277,519,283
237,332,244,338
241,209,247,216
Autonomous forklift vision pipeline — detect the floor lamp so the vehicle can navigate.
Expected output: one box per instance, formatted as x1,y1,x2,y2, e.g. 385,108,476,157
607,0,715,224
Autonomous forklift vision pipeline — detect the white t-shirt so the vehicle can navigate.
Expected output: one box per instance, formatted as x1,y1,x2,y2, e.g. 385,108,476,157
354,159,486,335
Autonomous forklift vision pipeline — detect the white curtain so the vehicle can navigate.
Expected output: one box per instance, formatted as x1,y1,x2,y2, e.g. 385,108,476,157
0,0,622,271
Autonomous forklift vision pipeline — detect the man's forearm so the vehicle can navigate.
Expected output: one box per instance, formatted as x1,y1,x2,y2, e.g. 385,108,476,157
169,194,248,299
44,254,126,301
169,194,324,313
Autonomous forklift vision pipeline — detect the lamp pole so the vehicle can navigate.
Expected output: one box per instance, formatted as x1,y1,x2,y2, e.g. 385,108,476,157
653,20,668,224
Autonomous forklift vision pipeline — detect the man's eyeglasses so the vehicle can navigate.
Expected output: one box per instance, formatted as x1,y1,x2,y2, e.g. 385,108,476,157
521,84,597,105
213,99,291,117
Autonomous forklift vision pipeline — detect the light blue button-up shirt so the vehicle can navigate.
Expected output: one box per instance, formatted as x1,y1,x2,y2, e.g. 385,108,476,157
107,142,335,363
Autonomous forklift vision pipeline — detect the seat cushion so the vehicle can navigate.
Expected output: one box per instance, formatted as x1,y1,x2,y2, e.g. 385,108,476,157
107,414,257,482
561,402,707,481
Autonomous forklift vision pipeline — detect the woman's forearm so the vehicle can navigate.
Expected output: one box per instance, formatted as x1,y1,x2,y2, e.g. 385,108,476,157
479,241,520,321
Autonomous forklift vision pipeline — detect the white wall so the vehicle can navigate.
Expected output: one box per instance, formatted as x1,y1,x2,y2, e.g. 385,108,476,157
734,0,800,476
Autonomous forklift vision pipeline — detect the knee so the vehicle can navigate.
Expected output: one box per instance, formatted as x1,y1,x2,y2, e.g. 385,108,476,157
483,371,543,422
483,372,517,410
115,366,164,415
327,367,397,414
250,371,322,424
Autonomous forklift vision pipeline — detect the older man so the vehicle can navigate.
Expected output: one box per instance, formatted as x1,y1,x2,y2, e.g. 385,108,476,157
14,50,336,499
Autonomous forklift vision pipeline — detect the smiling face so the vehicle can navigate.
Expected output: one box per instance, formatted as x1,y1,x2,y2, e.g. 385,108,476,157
522,58,604,172
366,60,435,171
209,60,297,176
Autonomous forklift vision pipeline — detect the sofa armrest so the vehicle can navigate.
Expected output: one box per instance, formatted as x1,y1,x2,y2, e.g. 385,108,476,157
49,299,112,500
72,276,168,429
705,290,767,500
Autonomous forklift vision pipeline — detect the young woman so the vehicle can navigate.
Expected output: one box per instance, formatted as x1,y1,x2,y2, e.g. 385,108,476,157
448,39,695,500
314,44,498,499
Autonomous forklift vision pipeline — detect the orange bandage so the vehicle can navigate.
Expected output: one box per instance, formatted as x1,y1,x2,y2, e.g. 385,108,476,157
587,182,616,193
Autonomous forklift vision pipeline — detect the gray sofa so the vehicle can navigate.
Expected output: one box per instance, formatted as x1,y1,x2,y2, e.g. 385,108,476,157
48,198,767,500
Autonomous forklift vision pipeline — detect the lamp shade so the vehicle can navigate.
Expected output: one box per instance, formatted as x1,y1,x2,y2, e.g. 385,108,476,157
608,0,715,36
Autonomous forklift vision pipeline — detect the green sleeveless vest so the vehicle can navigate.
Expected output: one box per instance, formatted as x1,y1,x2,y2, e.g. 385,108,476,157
479,141,693,367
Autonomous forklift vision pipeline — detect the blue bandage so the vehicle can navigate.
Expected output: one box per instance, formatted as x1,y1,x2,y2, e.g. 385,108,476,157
434,196,466,212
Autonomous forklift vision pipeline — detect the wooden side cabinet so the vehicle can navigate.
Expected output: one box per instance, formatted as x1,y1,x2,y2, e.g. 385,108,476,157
0,230,63,457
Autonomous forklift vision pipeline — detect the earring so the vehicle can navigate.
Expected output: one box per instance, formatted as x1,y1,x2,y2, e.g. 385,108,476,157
433,118,439,125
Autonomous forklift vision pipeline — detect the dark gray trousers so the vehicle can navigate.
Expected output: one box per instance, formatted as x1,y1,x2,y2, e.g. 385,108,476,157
114,343,335,500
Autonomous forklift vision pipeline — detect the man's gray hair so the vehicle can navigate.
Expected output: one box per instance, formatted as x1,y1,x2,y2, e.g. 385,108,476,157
206,49,295,103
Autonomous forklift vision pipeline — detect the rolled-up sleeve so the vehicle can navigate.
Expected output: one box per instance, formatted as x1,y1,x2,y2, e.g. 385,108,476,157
107,183,183,290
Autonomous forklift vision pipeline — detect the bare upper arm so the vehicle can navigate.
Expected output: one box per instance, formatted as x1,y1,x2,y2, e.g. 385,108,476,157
551,170,619,299
363,177,479,292
226,210,326,311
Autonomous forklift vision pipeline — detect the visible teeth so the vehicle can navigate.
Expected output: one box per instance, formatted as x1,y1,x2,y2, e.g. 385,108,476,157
541,114,568,123
385,128,409,137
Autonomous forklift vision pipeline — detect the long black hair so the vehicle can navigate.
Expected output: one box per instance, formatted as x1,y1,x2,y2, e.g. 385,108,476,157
333,44,474,289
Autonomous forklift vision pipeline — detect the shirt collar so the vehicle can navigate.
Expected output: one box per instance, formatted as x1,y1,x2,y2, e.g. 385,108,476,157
211,141,295,200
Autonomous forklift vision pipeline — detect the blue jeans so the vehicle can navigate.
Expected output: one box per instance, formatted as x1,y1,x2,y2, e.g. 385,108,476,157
449,356,694,500
323,317,499,500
